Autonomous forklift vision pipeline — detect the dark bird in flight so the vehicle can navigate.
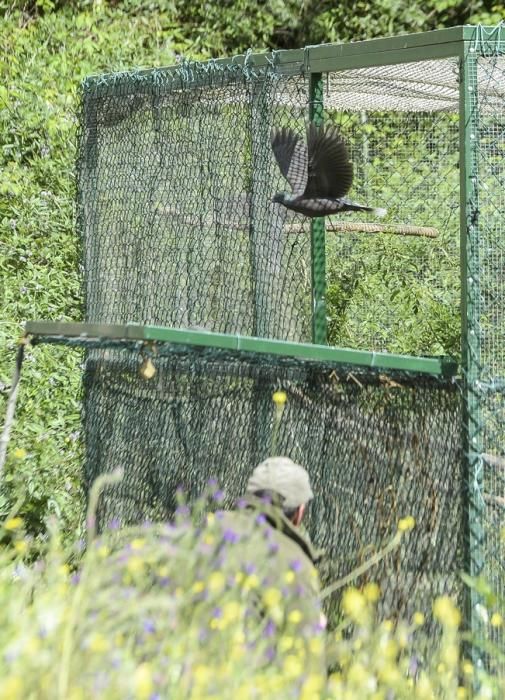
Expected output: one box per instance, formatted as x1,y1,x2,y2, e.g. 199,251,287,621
271,124,386,218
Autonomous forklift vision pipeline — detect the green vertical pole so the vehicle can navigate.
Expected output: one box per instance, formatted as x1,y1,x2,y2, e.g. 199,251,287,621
309,72,327,345
459,39,485,666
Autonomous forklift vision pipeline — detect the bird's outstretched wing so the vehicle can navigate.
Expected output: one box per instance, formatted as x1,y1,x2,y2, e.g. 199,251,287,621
271,127,308,196
304,124,353,199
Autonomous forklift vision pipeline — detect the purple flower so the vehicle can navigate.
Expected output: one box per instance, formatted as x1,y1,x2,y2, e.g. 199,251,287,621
264,646,276,662
143,619,156,634
244,563,256,575
268,541,279,555
290,559,302,572
71,572,81,585
236,497,247,509
207,478,218,488
212,490,225,503
175,505,190,517
223,528,240,544
107,518,120,530
264,619,276,637
255,513,267,525
212,607,222,619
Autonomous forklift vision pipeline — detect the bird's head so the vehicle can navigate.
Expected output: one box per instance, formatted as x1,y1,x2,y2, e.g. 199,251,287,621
272,191,288,205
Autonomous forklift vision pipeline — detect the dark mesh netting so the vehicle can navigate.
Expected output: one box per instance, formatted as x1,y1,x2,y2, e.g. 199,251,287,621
77,59,462,354
78,65,313,342
53,337,463,625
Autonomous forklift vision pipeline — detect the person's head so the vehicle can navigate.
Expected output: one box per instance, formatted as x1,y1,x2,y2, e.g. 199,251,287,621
246,456,313,526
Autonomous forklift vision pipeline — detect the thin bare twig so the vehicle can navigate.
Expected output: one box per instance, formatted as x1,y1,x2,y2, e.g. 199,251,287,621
0,338,29,478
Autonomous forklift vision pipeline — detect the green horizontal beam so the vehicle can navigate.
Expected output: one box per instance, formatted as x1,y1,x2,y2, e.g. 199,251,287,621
25,321,458,377
82,26,505,94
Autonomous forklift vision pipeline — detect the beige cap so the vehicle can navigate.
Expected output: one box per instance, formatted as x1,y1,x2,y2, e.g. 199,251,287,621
246,456,314,509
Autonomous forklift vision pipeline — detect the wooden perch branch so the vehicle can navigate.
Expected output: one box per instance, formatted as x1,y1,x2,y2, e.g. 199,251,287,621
289,221,439,238
482,453,505,470
156,206,439,238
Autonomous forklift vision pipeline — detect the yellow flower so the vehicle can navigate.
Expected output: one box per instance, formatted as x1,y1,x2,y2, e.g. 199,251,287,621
288,609,302,625
279,636,294,652
193,664,212,687
263,587,282,608
462,660,473,675
13,448,27,459
433,596,461,628
308,637,324,655
348,662,366,685
97,545,109,558
456,687,467,699
0,676,23,700
300,674,325,700
342,587,368,623
413,611,425,626
283,654,303,677
222,601,241,624
203,534,215,545
14,540,28,555
243,574,259,590
379,665,401,685
207,571,225,593
25,637,41,655
442,643,459,667
126,556,144,575
490,612,503,627
272,390,287,406
68,688,86,700
415,673,433,699
4,517,23,531
236,685,252,700
130,538,145,550
284,570,295,584
207,512,215,525
133,663,154,700
382,619,394,633
381,638,398,659
398,515,416,532
88,633,109,653
363,582,380,602
192,580,205,593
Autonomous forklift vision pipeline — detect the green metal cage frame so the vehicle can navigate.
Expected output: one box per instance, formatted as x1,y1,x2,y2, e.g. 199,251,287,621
58,24,505,656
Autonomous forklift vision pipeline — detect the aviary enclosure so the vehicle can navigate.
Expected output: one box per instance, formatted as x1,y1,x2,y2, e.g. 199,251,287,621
7,25,505,654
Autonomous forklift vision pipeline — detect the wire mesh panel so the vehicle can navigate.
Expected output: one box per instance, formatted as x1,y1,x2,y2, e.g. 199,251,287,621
78,65,312,342
78,58,465,354
469,35,505,661
319,59,461,355
25,334,458,627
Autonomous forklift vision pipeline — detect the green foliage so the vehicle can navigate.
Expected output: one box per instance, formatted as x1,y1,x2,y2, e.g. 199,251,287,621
0,494,503,699
0,3,194,540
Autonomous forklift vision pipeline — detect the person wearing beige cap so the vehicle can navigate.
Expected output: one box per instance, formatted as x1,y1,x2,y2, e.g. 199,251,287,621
202,455,326,672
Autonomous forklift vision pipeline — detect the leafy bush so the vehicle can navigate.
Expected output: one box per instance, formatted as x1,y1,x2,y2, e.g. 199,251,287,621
0,3,195,540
